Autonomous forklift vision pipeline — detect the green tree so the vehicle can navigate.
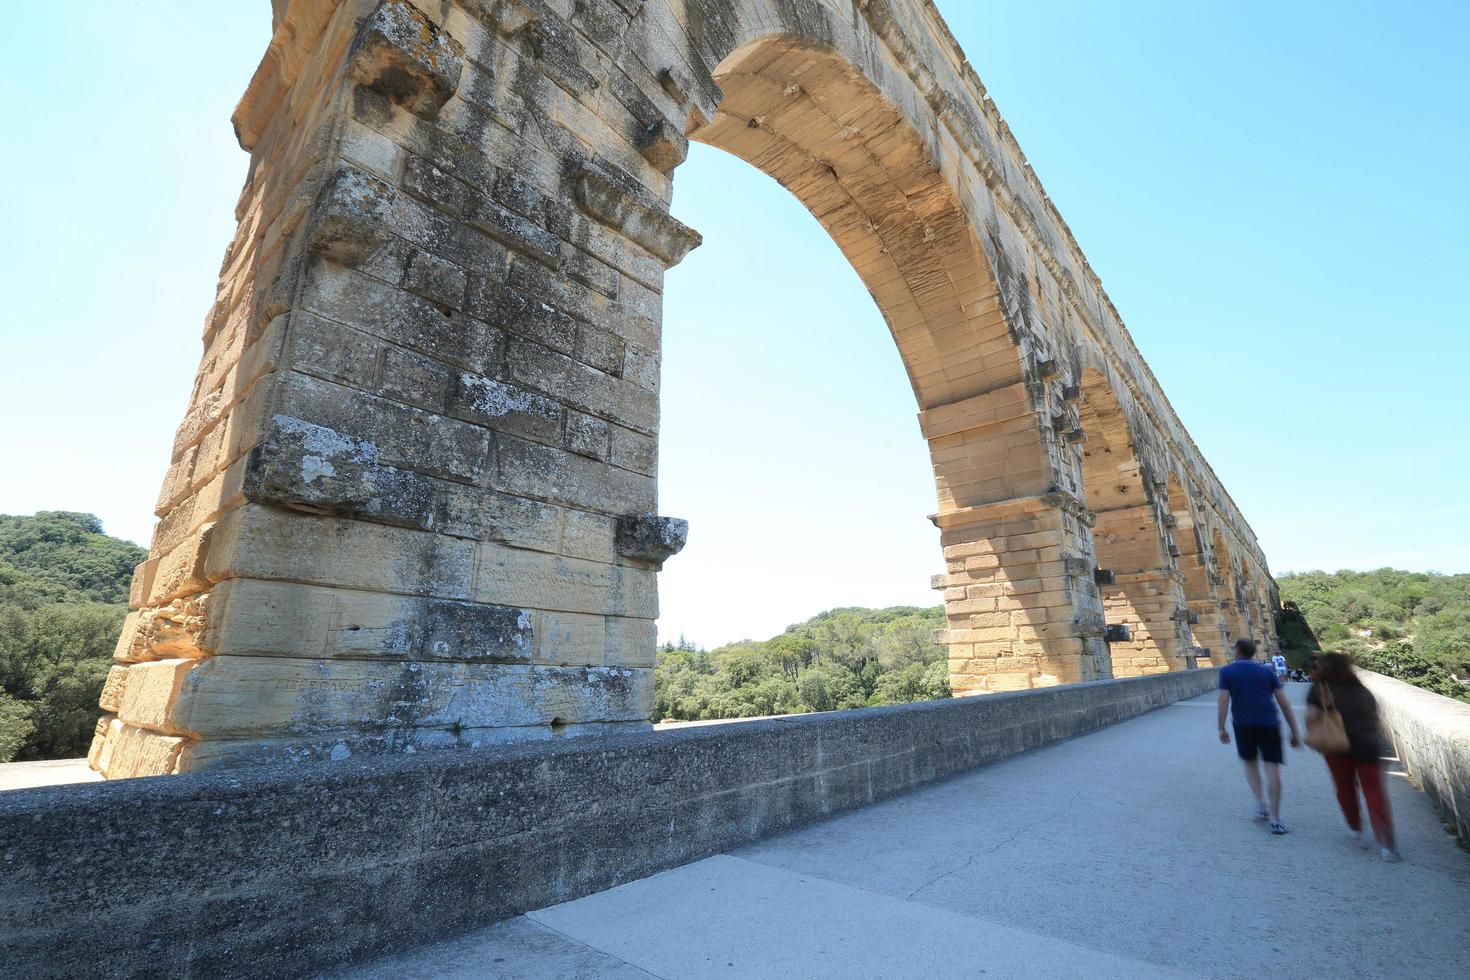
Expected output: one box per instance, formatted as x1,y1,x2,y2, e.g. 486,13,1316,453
0,513,141,761
0,693,35,764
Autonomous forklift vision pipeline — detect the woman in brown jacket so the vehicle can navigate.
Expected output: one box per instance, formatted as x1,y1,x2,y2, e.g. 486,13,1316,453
1307,652,1400,861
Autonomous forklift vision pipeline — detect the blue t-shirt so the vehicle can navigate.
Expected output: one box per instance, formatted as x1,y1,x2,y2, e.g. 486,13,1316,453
1219,659,1282,727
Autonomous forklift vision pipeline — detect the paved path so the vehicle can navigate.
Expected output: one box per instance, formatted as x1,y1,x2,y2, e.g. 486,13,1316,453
0,757,99,792
348,684,1470,978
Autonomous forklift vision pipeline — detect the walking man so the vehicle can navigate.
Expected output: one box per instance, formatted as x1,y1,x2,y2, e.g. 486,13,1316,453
1218,638,1302,833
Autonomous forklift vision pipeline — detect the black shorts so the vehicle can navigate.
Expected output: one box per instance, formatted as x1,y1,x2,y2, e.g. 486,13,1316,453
1234,724,1283,764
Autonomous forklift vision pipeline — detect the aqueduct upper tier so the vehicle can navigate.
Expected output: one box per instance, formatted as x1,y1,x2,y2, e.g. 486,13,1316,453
89,0,1278,777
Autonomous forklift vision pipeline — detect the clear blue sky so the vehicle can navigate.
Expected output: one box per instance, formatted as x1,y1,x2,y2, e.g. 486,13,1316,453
1,2,1465,647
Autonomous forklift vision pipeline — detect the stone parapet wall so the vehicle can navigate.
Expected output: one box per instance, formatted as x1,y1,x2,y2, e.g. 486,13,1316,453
1360,671,1470,840
4,669,1217,978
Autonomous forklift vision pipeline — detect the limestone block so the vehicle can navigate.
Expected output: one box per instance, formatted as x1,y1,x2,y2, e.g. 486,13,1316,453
467,197,562,265
439,487,561,549
572,165,702,266
608,422,657,475
466,281,578,356
114,660,197,735
305,166,395,266
86,716,111,769
561,509,617,563
574,328,624,377
494,434,655,515
202,578,533,664
349,0,464,117
97,721,186,779
122,655,650,738
986,673,1034,692
614,513,688,567
449,374,562,442
474,541,657,618
605,616,656,668
301,263,500,375
506,336,658,434
536,611,606,666
403,248,468,310
566,411,612,461
98,666,130,713
274,371,491,485
207,504,476,601
242,414,439,531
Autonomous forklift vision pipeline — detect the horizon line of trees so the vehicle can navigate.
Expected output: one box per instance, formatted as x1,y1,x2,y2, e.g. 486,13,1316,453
1276,567,1470,703
0,512,146,763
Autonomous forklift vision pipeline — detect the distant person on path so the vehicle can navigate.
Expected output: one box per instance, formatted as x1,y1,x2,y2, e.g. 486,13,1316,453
1307,652,1401,862
1217,638,1302,834
1271,652,1289,680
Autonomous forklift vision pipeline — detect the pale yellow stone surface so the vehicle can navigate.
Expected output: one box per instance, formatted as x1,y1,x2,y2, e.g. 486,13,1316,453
91,0,1279,777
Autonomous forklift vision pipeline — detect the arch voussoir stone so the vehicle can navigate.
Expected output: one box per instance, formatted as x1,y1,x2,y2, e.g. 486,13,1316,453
89,0,1278,776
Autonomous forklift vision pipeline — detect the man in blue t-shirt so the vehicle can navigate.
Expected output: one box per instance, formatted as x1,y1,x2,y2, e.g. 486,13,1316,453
1217,638,1302,834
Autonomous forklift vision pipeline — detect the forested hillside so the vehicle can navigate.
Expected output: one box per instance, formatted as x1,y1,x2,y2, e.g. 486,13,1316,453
0,513,144,762
655,605,949,721
1277,568,1470,702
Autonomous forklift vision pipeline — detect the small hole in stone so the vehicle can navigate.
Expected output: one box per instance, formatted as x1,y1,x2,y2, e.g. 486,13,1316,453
549,717,568,735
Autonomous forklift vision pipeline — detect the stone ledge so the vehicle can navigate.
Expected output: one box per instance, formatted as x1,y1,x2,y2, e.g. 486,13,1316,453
1359,671,1470,841
0,668,1216,978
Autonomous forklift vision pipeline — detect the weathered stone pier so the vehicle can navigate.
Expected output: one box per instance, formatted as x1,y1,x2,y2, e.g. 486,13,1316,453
91,0,1278,777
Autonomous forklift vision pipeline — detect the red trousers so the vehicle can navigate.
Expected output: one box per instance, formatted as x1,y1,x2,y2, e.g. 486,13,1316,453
1324,753,1395,847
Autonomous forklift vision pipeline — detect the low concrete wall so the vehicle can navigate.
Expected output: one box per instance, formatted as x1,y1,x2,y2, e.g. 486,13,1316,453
0,668,1217,978
1360,671,1470,840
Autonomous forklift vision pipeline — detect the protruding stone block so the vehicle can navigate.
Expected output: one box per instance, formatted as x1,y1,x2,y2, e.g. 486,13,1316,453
1062,555,1092,577
573,165,702,266
242,415,437,531
306,166,395,266
348,0,464,117
615,514,688,567
659,67,690,103
636,119,688,173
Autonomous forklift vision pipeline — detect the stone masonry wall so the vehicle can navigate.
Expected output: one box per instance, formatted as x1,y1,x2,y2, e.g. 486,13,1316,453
14,670,1221,977
90,0,1276,775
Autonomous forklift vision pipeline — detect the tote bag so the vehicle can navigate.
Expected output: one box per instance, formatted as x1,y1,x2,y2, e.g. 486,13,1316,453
1306,682,1351,755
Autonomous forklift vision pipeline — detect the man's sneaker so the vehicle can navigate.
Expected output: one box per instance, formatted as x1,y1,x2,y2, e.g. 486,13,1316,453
1270,820,1289,835
1381,847,1403,863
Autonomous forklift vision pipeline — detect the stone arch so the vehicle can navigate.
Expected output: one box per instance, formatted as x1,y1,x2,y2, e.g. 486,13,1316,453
1210,524,1249,646
1073,368,1189,675
89,0,1274,776
1166,472,1226,665
684,35,1102,695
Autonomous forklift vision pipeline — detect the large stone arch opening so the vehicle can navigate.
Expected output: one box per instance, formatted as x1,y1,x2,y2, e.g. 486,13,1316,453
1167,472,1225,665
687,36,1075,696
1210,525,1249,646
1074,368,1187,675
88,0,1274,776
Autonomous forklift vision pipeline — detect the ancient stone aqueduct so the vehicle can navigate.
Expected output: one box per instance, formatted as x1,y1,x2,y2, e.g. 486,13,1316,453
89,0,1279,777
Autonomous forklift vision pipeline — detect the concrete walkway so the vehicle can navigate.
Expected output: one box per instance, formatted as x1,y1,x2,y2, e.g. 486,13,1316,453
347,684,1470,978
0,757,99,792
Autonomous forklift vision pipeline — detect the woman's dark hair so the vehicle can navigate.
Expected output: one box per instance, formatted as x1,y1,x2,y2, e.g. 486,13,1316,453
1318,651,1363,687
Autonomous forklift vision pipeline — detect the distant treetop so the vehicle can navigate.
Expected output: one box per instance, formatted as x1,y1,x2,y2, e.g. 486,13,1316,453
0,512,147,609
